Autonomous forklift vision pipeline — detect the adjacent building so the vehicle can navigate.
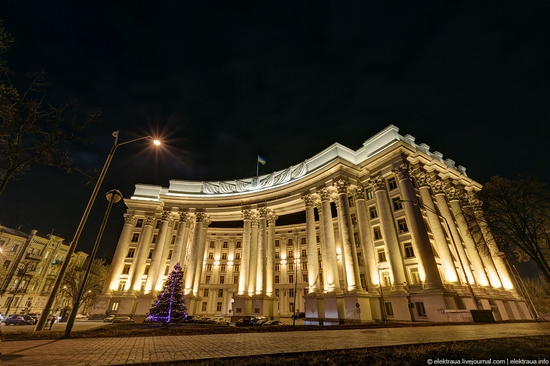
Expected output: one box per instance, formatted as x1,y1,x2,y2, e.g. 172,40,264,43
91,125,531,323
0,227,87,316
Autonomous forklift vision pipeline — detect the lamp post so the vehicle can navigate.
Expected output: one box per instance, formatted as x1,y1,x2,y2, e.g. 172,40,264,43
35,131,160,331
63,189,123,338
399,200,479,310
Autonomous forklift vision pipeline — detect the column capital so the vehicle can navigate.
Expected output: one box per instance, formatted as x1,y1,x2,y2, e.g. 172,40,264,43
428,176,446,194
467,192,483,212
123,214,136,225
179,212,192,223
161,210,173,222
392,162,411,181
319,187,334,202
267,210,278,224
144,216,156,226
412,169,430,188
302,193,317,208
353,186,366,201
195,212,207,223
242,209,253,221
258,206,268,218
367,175,386,192
445,185,463,202
333,177,350,194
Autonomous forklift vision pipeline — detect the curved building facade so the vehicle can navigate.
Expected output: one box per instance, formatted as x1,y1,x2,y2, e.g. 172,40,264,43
91,125,531,323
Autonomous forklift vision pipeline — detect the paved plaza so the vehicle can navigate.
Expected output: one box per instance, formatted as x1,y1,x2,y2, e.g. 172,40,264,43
1,322,549,366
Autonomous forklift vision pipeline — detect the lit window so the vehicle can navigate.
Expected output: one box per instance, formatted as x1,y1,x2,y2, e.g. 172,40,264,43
220,276,225,284
289,275,294,284
366,188,374,200
221,252,228,259
235,252,241,260
216,302,222,311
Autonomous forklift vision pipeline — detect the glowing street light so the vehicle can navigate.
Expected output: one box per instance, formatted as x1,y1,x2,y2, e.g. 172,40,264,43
35,131,160,331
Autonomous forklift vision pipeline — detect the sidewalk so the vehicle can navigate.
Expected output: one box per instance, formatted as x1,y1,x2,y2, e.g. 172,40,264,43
1,322,549,366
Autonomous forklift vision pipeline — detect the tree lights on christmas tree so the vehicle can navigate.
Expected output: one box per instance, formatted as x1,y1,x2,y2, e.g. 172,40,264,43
147,263,187,324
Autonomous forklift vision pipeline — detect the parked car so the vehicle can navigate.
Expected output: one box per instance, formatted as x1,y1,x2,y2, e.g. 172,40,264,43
235,318,244,326
75,314,88,320
206,317,230,326
263,320,283,326
112,316,134,323
27,313,41,323
237,316,267,326
192,316,208,323
253,318,268,326
103,315,116,322
4,314,35,325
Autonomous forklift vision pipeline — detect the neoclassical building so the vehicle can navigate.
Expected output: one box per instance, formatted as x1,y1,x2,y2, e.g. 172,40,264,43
91,125,531,323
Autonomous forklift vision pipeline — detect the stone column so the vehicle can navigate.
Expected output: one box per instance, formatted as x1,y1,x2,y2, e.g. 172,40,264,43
319,187,341,293
369,176,407,292
192,216,210,295
154,216,176,291
256,207,268,295
105,214,136,292
429,178,476,285
353,186,377,289
184,213,204,295
238,209,252,296
248,212,259,296
413,171,459,284
266,210,278,297
172,212,193,270
468,193,514,289
334,177,361,292
127,216,155,292
315,200,329,292
144,211,172,293
303,194,321,293
446,185,490,287
393,164,443,290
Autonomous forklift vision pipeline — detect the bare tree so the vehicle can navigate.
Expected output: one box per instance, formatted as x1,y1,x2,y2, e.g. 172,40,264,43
58,258,109,314
521,274,550,318
478,175,550,284
0,21,99,196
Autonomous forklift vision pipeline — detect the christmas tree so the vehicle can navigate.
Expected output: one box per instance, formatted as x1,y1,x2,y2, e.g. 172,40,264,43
147,263,187,324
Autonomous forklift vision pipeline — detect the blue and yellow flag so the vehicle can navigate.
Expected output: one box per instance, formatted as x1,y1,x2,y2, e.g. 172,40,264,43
258,155,266,165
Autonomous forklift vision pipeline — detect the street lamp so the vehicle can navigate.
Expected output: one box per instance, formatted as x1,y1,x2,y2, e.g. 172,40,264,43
63,189,123,338
35,131,160,331
399,200,479,310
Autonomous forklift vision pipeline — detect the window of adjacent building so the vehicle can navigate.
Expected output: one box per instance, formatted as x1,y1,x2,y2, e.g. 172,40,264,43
366,188,375,200
217,302,222,311
202,302,207,311
223,241,228,248
275,276,280,284
301,237,306,245
415,302,427,317
288,250,294,258
303,274,308,283
168,250,173,260
398,219,409,233
275,240,280,247
122,264,131,275
205,276,211,284
220,264,226,272
221,252,228,260
388,177,398,190
287,238,293,246
118,281,126,292
136,219,144,228
275,251,280,259
144,265,150,275
409,267,421,285
208,252,214,259
127,248,135,258
112,302,119,311
369,206,378,219
131,234,139,242
233,275,239,284
378,248,387,263
392,197,403,211
203,289,209,297
289,274,294,284
373,227,382,240
234,264,240,272
218,289,223,297
404,243,415,258
288,263,294,271
148,249,154,259
152,235,158,244
236,241,241,249
385,302,394,316
235,252,241,260
289,289,294,298
275,264,280,272
206,264,212,272
210,241,215,249
301,262,307,270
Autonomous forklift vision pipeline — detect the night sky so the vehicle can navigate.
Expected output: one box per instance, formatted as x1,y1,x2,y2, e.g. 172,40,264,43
0,1,548,263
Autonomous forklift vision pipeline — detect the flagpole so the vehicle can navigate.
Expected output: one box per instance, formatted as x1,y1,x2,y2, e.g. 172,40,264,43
256,155,259,177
